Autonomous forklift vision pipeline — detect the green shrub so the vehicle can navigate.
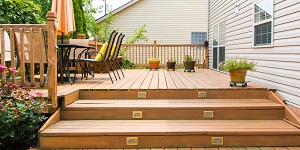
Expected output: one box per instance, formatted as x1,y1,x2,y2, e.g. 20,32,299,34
0,64,47,148
219,56,258,72
148,58,160,62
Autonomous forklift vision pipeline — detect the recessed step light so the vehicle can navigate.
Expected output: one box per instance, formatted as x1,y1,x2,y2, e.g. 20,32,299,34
198,92,206,98
204,111,214,119
132,111,143,119
211,137,223,145
126,137,138,146
138,92,147,98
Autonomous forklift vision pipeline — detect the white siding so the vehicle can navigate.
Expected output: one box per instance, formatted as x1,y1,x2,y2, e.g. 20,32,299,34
98,0,208,44
208,0,300,106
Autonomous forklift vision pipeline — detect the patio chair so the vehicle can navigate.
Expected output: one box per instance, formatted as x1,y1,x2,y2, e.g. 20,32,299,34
75,30,118,83
108,33,125,79
14,30,48,85
68,39,90,81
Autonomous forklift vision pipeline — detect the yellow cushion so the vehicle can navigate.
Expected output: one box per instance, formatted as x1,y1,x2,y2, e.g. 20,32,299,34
95,42,108,61
110,45,116,59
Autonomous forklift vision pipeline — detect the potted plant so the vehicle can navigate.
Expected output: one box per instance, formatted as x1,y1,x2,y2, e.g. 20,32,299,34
167,57,177,71
148,58,160,70
183,55,196,72
219,56,257,87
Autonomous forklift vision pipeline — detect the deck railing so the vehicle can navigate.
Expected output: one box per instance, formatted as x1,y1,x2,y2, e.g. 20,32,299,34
0,12,58,108
123,41,208,68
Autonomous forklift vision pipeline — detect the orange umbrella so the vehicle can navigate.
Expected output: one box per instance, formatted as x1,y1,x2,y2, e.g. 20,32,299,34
51,0,76,36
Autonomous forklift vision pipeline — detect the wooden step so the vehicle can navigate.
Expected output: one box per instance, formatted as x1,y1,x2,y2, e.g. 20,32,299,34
39,120,300,149
61,99,284,120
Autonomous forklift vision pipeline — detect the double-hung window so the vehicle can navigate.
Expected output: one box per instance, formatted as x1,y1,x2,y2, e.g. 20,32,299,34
254,0,273,46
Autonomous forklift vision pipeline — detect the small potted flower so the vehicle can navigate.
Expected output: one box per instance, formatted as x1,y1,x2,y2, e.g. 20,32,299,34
219,56,258,87
183,55,196,72
167,57,176,71
148,57,160,70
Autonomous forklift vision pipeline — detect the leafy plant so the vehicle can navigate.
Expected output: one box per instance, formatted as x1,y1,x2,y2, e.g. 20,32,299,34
168,57,177,62
148,58,160,62
0,64,47,148
0,0,43,24
219,56,258,72
184,55,193,61
120,58,135,69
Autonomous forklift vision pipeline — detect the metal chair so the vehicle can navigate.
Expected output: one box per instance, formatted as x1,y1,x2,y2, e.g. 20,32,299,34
76,30,118,83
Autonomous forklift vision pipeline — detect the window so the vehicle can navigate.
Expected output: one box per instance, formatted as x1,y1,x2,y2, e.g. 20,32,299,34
254,0,273,46
212,20,226,69
191,32,207,44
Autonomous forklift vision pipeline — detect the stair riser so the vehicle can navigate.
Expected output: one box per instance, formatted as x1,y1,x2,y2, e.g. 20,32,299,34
61,109,284,120
79,89,267,99
40,135,300,149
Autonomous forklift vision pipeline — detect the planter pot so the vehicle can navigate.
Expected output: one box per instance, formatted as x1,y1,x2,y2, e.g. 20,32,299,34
183,60,196,72
167,62,176,71
149,61,160,70
229,69,247,82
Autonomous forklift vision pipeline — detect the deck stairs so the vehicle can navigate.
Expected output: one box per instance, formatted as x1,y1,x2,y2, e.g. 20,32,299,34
39,89,300,149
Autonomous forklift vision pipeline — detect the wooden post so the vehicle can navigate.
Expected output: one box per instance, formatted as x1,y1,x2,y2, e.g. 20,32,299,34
29,28,35,87
47,11,58,108
153,40,157,58
0,28,5,65
10,28,16,83
205,46,209,69
20,28,26,84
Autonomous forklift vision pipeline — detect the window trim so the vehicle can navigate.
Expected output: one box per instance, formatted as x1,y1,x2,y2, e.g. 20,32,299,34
253,0,274,48
212,20,226,69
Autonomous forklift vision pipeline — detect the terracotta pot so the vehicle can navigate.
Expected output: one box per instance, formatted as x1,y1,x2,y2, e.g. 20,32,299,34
149,61,160,70
229,69,247,82
183,60,196,72
167,62,176,71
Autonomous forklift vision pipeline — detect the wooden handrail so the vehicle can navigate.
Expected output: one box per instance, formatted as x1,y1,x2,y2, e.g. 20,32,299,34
0,11,58,109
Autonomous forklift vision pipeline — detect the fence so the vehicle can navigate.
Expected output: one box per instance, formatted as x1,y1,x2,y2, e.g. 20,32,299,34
122,40,208,68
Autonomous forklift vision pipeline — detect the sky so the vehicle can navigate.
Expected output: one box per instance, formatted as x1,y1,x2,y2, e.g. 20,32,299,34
92,0,131,19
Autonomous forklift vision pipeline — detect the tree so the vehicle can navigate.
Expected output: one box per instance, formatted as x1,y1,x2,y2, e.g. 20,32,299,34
29,0,52,22
0,0,43,24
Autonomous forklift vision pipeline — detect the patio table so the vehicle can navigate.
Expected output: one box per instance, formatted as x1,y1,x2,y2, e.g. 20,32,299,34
57,44,95,84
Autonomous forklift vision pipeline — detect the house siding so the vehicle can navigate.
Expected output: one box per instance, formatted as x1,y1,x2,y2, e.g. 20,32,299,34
208,0,300,106
97,0,208,44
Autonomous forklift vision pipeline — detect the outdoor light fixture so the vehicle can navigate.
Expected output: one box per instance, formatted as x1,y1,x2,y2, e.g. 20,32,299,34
234,4,240,15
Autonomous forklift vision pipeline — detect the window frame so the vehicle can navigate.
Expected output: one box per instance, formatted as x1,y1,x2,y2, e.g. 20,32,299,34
212,20,226,70
191,32,207,44
253,0,274,47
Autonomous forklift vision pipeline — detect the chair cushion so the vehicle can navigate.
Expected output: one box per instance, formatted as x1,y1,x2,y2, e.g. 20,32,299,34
95,42,108,61
110,45,116,59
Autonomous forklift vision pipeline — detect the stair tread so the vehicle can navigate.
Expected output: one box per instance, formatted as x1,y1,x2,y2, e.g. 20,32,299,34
41,120,300,136
64,99,284,109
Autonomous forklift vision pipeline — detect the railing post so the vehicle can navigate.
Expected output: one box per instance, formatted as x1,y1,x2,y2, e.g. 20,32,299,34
47,11,58,108
205,46,209,69
0,28,5,65
153,40,157,58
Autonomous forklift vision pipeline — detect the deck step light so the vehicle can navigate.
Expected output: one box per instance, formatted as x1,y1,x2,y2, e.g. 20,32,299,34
126,137,138,146
138,92,147,98
132,111,143,119
198,92,206,98
211,137,223,145
204,111,214,119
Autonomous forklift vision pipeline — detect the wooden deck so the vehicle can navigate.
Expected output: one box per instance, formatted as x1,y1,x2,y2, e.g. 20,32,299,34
39,69,267,97
39,69,300,149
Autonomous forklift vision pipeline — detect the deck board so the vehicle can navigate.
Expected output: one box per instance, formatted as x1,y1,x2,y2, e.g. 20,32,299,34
41,120,300,136
37,69,267,97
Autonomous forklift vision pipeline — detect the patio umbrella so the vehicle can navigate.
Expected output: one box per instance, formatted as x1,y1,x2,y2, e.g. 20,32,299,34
51,0,76,43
